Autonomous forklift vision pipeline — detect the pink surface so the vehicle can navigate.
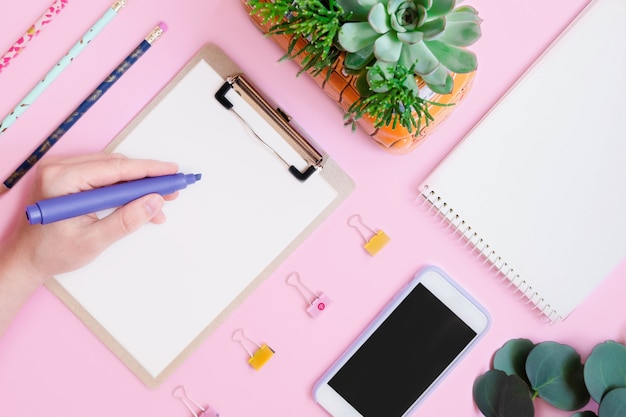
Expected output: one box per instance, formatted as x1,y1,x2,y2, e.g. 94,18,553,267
1,0,624,416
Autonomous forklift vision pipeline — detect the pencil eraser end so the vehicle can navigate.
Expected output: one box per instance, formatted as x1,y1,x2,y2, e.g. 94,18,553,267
158,22,169,32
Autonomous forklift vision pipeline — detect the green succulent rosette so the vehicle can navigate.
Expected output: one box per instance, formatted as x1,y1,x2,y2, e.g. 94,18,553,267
337,0,482,95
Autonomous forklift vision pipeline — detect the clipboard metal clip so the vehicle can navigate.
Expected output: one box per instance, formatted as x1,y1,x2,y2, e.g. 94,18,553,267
215,74,326,182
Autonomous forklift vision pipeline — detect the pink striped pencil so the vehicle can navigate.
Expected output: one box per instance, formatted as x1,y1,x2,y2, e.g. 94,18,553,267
0,0,69,73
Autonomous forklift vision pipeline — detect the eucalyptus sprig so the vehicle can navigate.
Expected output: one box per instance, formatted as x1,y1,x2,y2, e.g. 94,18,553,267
346,64,450,133
248,0,344,78
474,339,626,417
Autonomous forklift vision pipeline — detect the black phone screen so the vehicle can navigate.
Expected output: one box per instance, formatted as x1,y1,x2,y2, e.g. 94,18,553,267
327,283,477,416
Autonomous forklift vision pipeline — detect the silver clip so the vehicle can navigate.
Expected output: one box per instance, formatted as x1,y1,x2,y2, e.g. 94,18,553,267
286,272,332,318
172,386,219,417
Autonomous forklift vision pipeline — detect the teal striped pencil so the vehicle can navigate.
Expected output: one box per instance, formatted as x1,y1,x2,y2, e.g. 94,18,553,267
0,0,127,136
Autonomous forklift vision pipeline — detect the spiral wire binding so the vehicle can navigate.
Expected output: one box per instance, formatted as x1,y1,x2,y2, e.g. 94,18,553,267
419,185,561,322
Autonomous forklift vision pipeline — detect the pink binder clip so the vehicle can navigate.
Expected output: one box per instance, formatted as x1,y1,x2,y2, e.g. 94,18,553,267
286,272,332,318
173,386,219,417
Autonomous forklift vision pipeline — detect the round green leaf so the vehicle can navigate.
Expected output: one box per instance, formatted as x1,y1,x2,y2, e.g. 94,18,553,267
526,341,590,411
598,388,626,417
493,338,535,385
584,341,626,403
473,370,534,417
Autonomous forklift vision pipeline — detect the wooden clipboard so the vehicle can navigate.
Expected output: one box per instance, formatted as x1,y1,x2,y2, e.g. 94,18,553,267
46,43,354,388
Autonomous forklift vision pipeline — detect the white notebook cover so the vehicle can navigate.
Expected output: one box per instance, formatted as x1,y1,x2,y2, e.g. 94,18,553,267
419,0,626,321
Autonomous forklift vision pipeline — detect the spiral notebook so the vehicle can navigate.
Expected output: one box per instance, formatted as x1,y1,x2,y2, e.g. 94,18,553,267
419,0,626,322
46,43,354,387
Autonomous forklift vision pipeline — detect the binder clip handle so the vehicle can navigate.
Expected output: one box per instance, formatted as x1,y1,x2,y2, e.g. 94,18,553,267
348,214,390,256
232,328,274,370
286,272,319,306
173,386,219,417
286,272,332,317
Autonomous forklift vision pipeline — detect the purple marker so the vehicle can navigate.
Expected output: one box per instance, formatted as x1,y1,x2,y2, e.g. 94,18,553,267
26,172,201,225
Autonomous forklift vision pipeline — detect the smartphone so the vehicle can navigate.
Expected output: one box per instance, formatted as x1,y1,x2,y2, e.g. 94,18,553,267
313,265,490,417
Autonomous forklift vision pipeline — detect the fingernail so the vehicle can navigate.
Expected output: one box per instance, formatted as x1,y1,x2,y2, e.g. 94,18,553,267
145,195,165,217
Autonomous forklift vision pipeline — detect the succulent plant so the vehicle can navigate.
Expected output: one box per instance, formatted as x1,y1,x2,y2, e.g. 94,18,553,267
337,0,482,94
247,0,483,135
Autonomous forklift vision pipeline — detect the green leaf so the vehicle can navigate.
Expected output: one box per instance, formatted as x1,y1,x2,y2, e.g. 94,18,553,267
418,16,446,39
424,39,477,73
447,6,482,23
493,338,535,386
473,370,534,417
397,30,424,45
598,388,626,417
344,45,375,70
338,22,381,52
526,341,590,411
423,67,453,94
572,412,598,417
435,17,482,46
354,71,372,97
366,61,395,93
427,0,456,18
368,3,391,34
374,32,402,62
584,341,626,403
336,0,373,20
401,40,439,74
416,0,433,10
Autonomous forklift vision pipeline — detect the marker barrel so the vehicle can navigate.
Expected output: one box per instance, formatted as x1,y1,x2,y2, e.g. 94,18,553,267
26,173,201,225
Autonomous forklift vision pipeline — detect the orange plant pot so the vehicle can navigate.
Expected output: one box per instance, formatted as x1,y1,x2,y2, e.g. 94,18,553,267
241,0,475,154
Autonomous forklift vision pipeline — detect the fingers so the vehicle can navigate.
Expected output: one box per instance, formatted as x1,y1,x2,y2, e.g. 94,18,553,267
35,153,179,197
80,153,179,190
163,191,179,202
91,194,166,245
40,152,125,167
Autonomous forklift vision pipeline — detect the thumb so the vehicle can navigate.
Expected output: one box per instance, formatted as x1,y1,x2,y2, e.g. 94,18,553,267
93,194,166,246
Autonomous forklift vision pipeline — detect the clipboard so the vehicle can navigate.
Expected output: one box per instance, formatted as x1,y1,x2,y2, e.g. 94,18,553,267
46,43,355,388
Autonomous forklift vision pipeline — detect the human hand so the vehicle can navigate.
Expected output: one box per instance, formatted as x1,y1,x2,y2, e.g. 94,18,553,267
4,152,179,283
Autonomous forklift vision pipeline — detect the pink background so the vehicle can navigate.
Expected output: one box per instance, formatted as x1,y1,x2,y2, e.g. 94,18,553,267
1,0,624,416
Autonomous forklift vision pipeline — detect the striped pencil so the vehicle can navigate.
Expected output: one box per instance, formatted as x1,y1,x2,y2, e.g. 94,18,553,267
0,23,168,194
0,0,128,136
0,0,70,74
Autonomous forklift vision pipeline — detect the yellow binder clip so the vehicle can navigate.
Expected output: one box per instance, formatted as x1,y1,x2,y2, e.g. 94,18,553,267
348,214,390,256
232,328,275,371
